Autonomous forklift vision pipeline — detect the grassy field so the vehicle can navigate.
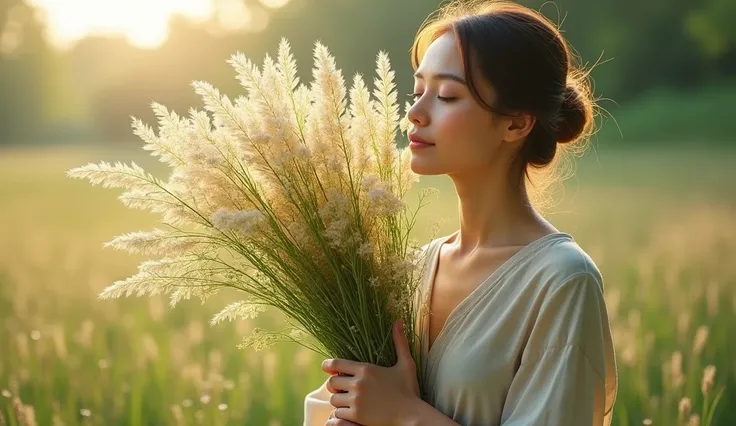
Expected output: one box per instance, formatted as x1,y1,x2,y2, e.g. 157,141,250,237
1,144,735,425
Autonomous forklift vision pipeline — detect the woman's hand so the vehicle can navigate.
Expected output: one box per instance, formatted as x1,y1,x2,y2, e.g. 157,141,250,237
321,320,421,426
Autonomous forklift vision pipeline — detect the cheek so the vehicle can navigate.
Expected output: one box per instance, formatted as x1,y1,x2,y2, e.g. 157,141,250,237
409,103,499,175
436,106,496,161
438,107,475,138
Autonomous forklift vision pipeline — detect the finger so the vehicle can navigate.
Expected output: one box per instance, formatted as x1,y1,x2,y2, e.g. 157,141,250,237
326,419,361,426
326,408,360,426
332,407,360,424
392,320,413,367
328,391,352,409
326,374,354,394
321,358,363,376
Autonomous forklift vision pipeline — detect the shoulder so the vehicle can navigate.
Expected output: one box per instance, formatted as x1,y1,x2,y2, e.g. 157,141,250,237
417,232,455,263
413,232,453,279
417,232,451,254
531,234,604,293
524,236,612,340
520,236,614,370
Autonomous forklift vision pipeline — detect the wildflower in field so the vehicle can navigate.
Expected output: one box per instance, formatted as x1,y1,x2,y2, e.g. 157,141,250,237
701,365,716,395
693,325,709,355
689,414,700,426
670,351,684,389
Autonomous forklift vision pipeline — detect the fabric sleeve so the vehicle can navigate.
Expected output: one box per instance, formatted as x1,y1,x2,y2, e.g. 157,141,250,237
500,272,616,426
303,378,333,426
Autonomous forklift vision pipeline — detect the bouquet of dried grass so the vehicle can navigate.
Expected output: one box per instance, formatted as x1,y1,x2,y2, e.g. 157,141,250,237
67,38,436,381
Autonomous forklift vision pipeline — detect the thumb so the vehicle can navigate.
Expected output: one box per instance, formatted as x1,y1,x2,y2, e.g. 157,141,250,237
392,320,413,366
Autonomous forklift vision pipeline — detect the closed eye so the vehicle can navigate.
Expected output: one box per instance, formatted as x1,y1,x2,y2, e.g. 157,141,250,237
409,92,457,102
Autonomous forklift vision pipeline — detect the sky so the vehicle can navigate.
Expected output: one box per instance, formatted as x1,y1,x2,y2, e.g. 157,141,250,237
28,0,291,50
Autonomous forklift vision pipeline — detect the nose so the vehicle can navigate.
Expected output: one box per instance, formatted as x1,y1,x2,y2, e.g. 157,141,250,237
407,100,429,127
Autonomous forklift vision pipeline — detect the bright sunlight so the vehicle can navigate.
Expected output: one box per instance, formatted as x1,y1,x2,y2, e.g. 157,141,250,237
29,0,291,50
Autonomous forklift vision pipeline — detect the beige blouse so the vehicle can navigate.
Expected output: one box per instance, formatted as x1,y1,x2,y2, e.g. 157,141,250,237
303,231,618,426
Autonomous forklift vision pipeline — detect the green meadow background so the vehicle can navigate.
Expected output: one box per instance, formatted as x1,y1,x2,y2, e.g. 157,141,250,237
2,0,735,424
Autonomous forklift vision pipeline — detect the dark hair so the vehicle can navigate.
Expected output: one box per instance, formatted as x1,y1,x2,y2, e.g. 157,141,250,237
410,0,596,180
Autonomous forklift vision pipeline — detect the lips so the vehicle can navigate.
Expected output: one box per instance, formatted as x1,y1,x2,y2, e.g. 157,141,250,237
408,134,434,145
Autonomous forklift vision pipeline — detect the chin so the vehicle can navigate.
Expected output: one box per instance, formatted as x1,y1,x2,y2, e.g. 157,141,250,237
410,157,444,176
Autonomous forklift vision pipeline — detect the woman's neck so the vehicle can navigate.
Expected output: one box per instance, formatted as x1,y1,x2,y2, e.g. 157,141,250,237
448,168,555,254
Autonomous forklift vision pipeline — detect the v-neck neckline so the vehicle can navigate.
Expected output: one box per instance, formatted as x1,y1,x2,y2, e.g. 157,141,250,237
420,231,572,373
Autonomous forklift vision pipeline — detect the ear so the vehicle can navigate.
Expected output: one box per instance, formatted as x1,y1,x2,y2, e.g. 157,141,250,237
502,113,535,143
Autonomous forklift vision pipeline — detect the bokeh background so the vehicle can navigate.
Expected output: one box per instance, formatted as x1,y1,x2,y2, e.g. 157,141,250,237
1,0,735,425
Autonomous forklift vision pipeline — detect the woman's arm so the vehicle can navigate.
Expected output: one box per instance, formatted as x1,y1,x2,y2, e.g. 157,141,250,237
499,273,617,426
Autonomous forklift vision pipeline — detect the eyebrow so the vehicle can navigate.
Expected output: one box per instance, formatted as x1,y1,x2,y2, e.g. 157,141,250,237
413,71,467,85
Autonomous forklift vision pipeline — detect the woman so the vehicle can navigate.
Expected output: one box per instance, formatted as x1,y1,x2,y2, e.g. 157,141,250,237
304,1,618,425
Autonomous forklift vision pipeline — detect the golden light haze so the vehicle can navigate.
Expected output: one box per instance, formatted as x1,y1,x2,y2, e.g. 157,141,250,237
28,0,291,50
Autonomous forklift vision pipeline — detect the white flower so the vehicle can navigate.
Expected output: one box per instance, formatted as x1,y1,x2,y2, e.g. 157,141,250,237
98,256,219,307
289,329,307,340
347,72,381,178
373,51,401,180
362,175,404,218
210,301,268,326
238,328,278,352
357,242,374,258
66,161,162,192
211,208,265,235
104,229,210,256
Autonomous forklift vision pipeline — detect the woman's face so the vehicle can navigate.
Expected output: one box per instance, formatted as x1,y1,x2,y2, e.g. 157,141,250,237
407,32,510,177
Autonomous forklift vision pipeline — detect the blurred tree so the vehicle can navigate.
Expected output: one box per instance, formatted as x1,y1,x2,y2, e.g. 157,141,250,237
78,0,736,144
0,0,59,144
684,0,736,77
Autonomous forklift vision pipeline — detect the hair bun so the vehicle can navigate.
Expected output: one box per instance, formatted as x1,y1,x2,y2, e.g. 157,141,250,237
555,85,590,144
